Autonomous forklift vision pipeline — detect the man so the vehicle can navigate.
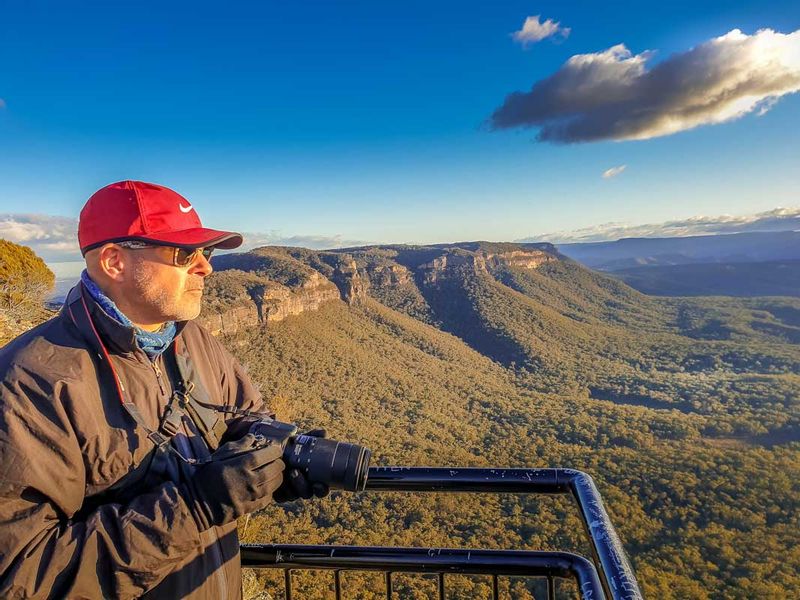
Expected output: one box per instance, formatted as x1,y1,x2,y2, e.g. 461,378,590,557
0,181,313,598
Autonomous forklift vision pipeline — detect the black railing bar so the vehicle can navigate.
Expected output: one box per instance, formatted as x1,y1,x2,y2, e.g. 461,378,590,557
334,569,342,600
492,574,499,600
547,575,555,600
366,467,566,494
242,545,603,599
566,470,642,600
284,569,292,600
438,572,445,600
364,467,643,600
385,570,392,600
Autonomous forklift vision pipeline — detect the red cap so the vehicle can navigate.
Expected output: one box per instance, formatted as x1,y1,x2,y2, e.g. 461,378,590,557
78,180,243,255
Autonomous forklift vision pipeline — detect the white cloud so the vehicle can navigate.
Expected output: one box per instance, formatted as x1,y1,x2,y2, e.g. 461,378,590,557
602,165,626,179
490,28,800,143
0,214,81,261
0,213,369,261
518,207,800,243
512,15,570,47
0,98,6,109
0,213,370,266
240,232,368,251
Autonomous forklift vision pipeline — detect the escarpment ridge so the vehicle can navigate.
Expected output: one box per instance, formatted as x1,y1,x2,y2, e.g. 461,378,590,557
4,237,799,599
212,238,799,600
199,242,562,334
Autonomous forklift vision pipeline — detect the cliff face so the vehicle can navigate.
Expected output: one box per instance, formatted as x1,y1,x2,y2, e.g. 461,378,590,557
330,259,368,305
486,250,556,270
419,249,557,283
368,263,412,286
198,267,340,336
199,244,559,336
264,273,341,319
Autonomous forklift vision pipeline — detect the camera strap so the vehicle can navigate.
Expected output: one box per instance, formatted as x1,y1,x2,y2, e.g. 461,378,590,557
170,343,274,424
65,283,275,465
65,284,206,464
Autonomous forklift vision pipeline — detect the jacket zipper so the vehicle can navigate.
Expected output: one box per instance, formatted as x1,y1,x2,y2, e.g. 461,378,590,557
152,360,167,397
152,355,228,599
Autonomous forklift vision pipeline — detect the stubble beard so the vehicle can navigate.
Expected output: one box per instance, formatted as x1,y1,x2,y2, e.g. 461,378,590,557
131,261,204,323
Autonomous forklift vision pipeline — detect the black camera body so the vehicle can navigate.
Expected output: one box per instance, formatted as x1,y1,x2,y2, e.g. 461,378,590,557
249,418,371,492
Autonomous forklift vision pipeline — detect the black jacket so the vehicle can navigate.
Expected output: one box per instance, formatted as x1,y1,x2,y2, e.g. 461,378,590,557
0,283,266,598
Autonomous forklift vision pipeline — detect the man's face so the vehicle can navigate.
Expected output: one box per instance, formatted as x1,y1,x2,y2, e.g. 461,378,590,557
123,246,213,324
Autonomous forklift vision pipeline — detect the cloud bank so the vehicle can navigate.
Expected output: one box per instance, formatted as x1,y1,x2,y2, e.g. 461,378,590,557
512,15,570,47
0,214,81,261
490,28,800,143
240,232,368,251
0,213,366,265
519,207,800,243
602,165,626,179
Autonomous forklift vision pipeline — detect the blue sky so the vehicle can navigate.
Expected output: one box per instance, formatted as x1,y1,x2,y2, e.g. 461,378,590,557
1,0,799,260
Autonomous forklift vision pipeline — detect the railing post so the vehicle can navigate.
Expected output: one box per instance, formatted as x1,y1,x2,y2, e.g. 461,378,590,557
284,569,292,600
334,569,342,600
567,470,643,600
243,466,641,600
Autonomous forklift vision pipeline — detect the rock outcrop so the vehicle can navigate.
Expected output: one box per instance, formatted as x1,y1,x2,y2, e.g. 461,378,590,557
263,273,341,320
199,244,560,336
330,259,368,305
419,249,556,283
364,263,412,287
198,272,340,336
486,250,556,270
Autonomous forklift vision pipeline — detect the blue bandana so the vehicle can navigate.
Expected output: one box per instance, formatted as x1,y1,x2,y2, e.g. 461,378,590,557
80,270,177,360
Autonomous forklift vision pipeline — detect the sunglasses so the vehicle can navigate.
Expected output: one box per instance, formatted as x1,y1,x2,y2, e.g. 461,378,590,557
116,241,214,267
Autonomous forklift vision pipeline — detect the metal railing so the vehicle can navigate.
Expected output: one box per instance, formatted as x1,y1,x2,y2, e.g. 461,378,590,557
242,467,643,600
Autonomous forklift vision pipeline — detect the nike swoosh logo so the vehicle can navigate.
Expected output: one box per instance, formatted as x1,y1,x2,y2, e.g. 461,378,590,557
179,203,193,213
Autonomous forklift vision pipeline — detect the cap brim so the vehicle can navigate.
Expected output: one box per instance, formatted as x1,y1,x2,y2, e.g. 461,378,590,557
140,228,244,250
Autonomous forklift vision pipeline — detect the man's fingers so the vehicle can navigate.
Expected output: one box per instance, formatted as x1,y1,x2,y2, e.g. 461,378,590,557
288,469,313,499
248,443,284,465
213,433,259,459
254,461,286,492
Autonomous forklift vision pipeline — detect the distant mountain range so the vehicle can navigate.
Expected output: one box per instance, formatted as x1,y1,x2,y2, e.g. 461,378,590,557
557,230,800,297
557,230,800,269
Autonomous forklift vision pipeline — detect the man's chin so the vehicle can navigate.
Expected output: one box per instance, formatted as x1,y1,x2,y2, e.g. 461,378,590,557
173,299,203,322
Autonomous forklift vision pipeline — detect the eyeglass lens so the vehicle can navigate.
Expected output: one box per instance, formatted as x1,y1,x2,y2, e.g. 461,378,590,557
174,247,214,266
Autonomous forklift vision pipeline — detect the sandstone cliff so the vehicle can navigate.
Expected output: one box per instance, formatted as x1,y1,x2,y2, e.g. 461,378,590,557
199,270,340,336
419,249,557,283
199,244,559,336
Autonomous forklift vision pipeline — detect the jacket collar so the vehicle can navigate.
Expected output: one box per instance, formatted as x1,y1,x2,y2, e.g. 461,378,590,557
64,283,188,358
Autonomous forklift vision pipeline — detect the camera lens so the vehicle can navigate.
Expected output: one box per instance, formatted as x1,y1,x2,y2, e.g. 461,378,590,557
286,435,371,491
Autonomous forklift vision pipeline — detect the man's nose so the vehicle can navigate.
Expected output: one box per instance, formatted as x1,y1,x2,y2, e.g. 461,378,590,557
189,251,213,277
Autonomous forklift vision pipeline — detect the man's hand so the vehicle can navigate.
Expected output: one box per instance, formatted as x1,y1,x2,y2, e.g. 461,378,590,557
183,434,285,531
273,429,331,503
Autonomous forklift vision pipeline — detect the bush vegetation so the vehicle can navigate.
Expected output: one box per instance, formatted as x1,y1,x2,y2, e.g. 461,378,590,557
0,239,54,345
207,244,799,599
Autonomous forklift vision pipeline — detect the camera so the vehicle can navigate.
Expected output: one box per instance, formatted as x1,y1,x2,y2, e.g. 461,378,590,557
249,418,371,492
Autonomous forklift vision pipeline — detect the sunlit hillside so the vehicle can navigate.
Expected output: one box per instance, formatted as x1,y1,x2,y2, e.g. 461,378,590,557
205,243,800,599
4,240,796,598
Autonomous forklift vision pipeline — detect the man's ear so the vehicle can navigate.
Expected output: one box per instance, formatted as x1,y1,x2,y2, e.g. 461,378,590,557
96,244,129,283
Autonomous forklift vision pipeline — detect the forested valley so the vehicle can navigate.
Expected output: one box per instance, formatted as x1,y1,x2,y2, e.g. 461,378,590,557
2,238,797,598
201,243,800,599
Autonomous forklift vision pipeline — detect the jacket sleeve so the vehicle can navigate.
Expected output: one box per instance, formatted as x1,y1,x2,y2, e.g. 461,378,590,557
0,371,204,599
